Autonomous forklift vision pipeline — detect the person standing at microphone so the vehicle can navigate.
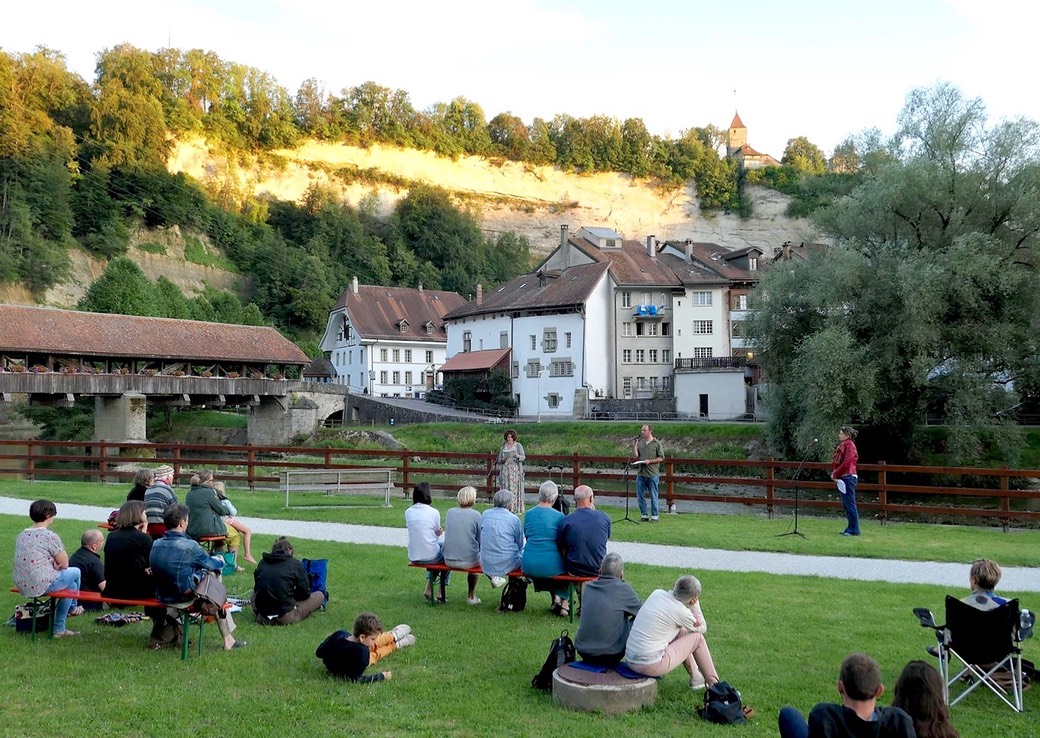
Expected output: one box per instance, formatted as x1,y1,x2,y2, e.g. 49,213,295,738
832,426,860,536
632,424,665,522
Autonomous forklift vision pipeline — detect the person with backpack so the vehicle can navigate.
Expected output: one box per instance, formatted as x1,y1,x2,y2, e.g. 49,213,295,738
316,612,416,683
252,537,326,625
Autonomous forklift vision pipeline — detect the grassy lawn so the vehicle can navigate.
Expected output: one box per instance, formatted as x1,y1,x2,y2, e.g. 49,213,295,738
1,513,1037,737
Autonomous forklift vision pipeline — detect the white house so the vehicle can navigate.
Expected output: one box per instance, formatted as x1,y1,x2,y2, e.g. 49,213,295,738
319,277,466,397
443,261,612,418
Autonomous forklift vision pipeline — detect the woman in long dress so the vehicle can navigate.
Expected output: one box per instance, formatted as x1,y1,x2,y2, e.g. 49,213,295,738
495,429,526,515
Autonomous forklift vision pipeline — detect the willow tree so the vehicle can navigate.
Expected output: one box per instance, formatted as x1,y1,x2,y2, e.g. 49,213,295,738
747,83,1040,464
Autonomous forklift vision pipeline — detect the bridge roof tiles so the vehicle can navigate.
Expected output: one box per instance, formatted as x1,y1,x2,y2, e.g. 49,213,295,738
0,305,309,364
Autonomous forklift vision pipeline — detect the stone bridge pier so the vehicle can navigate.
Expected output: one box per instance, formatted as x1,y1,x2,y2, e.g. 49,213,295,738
94,392,149,443
247,391,347,445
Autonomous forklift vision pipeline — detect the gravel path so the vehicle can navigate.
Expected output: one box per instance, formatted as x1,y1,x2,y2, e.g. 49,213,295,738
4,496,1038,592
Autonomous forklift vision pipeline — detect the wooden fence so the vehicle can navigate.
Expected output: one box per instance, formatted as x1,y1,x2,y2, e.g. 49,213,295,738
1,439,1038,529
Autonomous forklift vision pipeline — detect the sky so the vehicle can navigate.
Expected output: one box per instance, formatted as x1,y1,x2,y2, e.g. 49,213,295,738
2,0,1035,159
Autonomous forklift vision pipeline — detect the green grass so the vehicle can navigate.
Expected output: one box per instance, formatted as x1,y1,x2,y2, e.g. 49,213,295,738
1,512,1036,737
136,241,167,255
167,409,248,429
183,235,236,270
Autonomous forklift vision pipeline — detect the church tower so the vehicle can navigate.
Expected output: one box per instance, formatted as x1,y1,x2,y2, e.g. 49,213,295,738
727,111,747,157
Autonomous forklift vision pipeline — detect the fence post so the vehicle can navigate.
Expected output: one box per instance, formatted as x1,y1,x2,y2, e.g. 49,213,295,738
765,459,774,519
402,453,411,490
172,442,181,481
665,459,675,512
1000,468,1010,533
485,456,496,501
98,442,108,485
572,453,581,491
27,439,36,483
877,461,888,525
247,448,256,491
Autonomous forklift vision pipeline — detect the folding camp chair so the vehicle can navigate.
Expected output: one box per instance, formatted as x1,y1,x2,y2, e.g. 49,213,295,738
913,595,1035,712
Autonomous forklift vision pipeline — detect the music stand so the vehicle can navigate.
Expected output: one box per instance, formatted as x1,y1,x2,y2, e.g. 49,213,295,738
777,446,814,539
614,461,641,524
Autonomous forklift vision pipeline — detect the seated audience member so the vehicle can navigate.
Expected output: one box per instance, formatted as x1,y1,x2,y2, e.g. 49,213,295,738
479,489,524,588
185,469,228,542
892,660,960,738
127,467,154,502
442,486,483,605
626,574,719,690
103,500,155,600
68,529,106,610
522,481,570,617
574,553,642,666
12,499,82,637
316,612,416,683
143,465,178,537
405,481,448,603
778,653,915,738
212,480,256,565
558,485,611,577
964,558,1006,611
252,537,326,625
150,503,245,651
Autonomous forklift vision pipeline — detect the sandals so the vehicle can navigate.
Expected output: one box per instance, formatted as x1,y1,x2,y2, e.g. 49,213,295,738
743,706,756,720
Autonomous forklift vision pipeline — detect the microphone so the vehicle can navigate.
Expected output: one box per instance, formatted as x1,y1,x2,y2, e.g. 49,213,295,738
633,436,641,441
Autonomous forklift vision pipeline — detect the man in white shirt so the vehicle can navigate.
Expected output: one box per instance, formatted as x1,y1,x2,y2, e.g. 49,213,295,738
625,574,720,690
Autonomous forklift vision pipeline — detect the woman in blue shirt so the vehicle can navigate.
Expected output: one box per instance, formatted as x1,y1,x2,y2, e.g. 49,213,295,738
522,481,570,617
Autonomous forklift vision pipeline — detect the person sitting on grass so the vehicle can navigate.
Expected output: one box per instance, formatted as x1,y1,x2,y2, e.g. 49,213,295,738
442,486,483,605
405,481,448,603
479,489,524,589
12,499,83,638
68,528,106,611
625,574,719,691
252,537,326,625
892,660,960,738
778,652,915,738
574,553,642,667
316,612,416,683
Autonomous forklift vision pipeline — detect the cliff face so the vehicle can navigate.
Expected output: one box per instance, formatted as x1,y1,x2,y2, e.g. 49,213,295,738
3,138,818,310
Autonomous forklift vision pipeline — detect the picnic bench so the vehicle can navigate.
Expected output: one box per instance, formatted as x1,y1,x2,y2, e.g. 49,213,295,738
407,562,594,623
11,586,229,660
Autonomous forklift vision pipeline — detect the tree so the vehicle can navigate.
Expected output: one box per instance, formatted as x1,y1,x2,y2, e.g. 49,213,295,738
747,83,1040,464
78,256,156,315
488,112,530,159
781,136,827,174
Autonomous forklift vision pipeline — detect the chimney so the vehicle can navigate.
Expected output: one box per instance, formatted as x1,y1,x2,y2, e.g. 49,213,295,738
351,276,358,294
560,225,569,269
418,281,423,294
647,235,656,260
684,239,692,263
476,283,483,306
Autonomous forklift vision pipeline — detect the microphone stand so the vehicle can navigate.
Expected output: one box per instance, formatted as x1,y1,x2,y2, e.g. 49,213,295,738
777,442,816,539
614,460,640,524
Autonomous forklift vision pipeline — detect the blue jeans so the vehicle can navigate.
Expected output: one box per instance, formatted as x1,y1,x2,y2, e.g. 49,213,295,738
840,475,860,535
636,475,659,518
778,706,807,738
47,566,81,634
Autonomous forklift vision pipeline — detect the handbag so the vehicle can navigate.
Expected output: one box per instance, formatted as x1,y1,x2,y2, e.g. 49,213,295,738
14,600,52,634
194,571,228,617
698,681,748,724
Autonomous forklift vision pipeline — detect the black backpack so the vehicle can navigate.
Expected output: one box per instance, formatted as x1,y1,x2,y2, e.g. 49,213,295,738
532,629,576,691
698,681,747,724
498,577,528,613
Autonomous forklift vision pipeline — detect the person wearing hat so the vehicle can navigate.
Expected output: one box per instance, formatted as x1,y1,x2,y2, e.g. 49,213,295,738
143,465,178,538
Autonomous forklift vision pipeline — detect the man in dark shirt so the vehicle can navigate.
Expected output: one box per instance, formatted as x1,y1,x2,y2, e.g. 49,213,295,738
252,537,326,625
778,653,915,738
574,553,642,666
68,529,106,611
557,485,611,577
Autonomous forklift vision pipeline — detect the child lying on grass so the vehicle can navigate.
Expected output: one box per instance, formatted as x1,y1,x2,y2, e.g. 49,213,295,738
316,612,416,682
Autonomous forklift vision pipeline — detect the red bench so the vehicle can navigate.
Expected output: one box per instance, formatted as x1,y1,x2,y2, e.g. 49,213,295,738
407,562,594,623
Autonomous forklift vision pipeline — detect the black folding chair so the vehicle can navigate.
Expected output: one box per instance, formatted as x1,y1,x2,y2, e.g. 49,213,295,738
914,596,1034,712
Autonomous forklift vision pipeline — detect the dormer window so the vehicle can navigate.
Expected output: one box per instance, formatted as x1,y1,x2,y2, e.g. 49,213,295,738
748,257,758,271
397,319,409,333
423,321,434,335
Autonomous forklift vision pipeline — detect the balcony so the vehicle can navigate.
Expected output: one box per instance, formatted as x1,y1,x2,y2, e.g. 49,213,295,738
631,305,665,321
674,356,755,372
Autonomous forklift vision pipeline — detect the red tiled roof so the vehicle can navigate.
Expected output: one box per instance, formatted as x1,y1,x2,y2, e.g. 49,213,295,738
658,242,761,285
440,348,511,372
570,236,683,287
443,262,609,320
332,285,466,341
0,305,310,364
730,111,745,129
737,144,779,163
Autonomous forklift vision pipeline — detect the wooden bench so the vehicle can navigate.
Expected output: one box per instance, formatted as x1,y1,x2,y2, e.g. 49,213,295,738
407,562,594,623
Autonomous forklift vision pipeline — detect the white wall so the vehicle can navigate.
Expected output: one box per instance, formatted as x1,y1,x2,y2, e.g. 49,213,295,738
512,313,586,417
674,370,747,419
672,286,728,360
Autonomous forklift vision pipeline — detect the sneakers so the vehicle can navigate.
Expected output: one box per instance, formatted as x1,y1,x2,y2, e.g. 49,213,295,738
650,516,659,523
490,576,507,589
467,596,482,606
396,633,417,649
390,624,412,642
690,670,706,690
640,516,650,522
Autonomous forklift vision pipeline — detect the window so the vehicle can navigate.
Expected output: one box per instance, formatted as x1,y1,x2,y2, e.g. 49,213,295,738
511,361,519,378
404,371,413,384
543,329,557,353
636,322,645,336
662,376,672,390
693,347,713,358
662,349,671,363
398,319,409,333
732,294,749,310
463,331,471,353
424,322,433,335
731,321,746,338
692,320,713,335
530,335,536,350
647,323,658,337
380,348,387,362
392,371,400,384
749,257,758,271
637,376,646,390
648,349,658,363
622,322,633,337
546,393,560,409
623,377,632,398
693,291,712,306
379,371,388,384
425,350,433,363
662,322,670,336
500,331,509,349
621,292,631,308
623,349,632,363
550,359,574,377
404,350,412,362
649,376,658,390
565,332,572,348
635,349,645,363
526,360,541,378
392,349,400,362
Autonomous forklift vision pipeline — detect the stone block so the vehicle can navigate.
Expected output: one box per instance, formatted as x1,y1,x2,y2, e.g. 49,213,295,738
552,663,657,714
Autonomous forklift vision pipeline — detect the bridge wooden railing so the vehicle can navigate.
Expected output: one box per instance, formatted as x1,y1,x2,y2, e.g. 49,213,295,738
0,439,1037,529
